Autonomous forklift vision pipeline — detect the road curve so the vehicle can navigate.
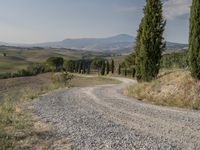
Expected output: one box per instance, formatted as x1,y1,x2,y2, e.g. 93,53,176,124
34,77,200,149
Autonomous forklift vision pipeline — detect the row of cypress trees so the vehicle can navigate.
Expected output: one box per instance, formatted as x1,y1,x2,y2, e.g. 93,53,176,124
64,59,91,74
64,58,115,76
134,0,200,81
100,59,115,75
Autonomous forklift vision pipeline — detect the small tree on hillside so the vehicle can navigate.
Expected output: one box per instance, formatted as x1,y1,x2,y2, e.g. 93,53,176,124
188,0,200,79
111,59,115,74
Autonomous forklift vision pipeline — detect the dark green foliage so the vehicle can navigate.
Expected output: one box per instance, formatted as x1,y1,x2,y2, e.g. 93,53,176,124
86,66,90,74
101,61,106,76
46,57,64,72
27,63,49,75
134,19,144,80
118,65,121,75
132,67,136,78
106,60,110,74
0,63,49,79
91,57,105,74
111,59,115,74
135,0,166,82
75,61,79,73
78,61,82,73
3,53,6,57
83,64,86,74
64,59,91,74
188,0,200,79
124,67,127,77
64,60,75,72
125,53,136,66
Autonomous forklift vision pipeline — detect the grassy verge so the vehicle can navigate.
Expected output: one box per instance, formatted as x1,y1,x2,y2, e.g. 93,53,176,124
0,73,118,149
0,79,68,149
124,69,200,110
70,74,120,87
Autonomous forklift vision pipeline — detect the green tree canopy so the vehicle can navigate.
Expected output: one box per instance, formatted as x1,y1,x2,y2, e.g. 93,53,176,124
188,0,200,79
135,0,166,82
46,57,64,71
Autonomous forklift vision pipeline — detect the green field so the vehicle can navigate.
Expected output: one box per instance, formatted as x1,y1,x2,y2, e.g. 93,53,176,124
0,46,107,73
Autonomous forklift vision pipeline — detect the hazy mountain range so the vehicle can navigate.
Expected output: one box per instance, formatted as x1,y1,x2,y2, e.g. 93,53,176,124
0,34,188,52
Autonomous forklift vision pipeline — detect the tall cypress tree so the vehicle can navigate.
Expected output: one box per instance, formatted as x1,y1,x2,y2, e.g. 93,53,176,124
118,64,121,75
111,59,115,74
124,67,127,77
78,61,82,74
132,67,136,78
75,61,79,73
188,0,200,79
135,0,166,82
101,61,106,76
135,18,144,81
106,60,110,74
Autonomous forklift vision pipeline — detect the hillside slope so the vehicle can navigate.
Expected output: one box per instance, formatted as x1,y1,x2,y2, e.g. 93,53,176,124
124,70,200,109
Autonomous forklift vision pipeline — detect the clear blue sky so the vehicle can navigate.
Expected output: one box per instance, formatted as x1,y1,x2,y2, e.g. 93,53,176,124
0,0,191,44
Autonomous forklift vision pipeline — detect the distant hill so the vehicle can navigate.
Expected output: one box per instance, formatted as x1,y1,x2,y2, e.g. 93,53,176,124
166,42,188,50
0,34,188,52
32,34,134,52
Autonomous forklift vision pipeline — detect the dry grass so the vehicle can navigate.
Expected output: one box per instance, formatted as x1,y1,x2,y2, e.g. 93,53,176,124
70,75,120,87
0,83,66,149
124,69,200,110
0,73,119,149
0,73,53,100
0,73,69,149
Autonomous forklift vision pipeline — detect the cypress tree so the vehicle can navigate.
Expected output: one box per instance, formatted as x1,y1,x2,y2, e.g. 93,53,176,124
118,65,121,75
111,59,115,74
135,0,166,82
132,68,136,78
101,61,106,76
78,61,82,74
83,63,86,74
75,61,79,73
135,18,144,81
124,67,127,77
87,65,90,74
106,60,110,74
188,0,200,79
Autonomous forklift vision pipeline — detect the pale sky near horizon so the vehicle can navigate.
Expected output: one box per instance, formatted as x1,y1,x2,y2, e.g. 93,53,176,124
0,0,192,44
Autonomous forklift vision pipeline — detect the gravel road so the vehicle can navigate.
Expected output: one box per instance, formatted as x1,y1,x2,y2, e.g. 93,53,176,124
34,77,200,149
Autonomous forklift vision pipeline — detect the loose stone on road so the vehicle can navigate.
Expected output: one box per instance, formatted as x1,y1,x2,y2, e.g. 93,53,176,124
34,77,200,149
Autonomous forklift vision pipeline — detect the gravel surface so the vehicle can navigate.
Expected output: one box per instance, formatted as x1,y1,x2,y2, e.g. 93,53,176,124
34,77,200,149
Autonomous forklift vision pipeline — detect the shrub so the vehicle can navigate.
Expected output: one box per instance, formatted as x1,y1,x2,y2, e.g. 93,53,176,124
51,72,73,86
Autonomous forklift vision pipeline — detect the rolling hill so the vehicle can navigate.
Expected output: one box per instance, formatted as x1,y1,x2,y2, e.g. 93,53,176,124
0,34,188,52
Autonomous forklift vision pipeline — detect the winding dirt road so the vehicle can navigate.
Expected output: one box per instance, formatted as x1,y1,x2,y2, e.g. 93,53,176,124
34,77,200,149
